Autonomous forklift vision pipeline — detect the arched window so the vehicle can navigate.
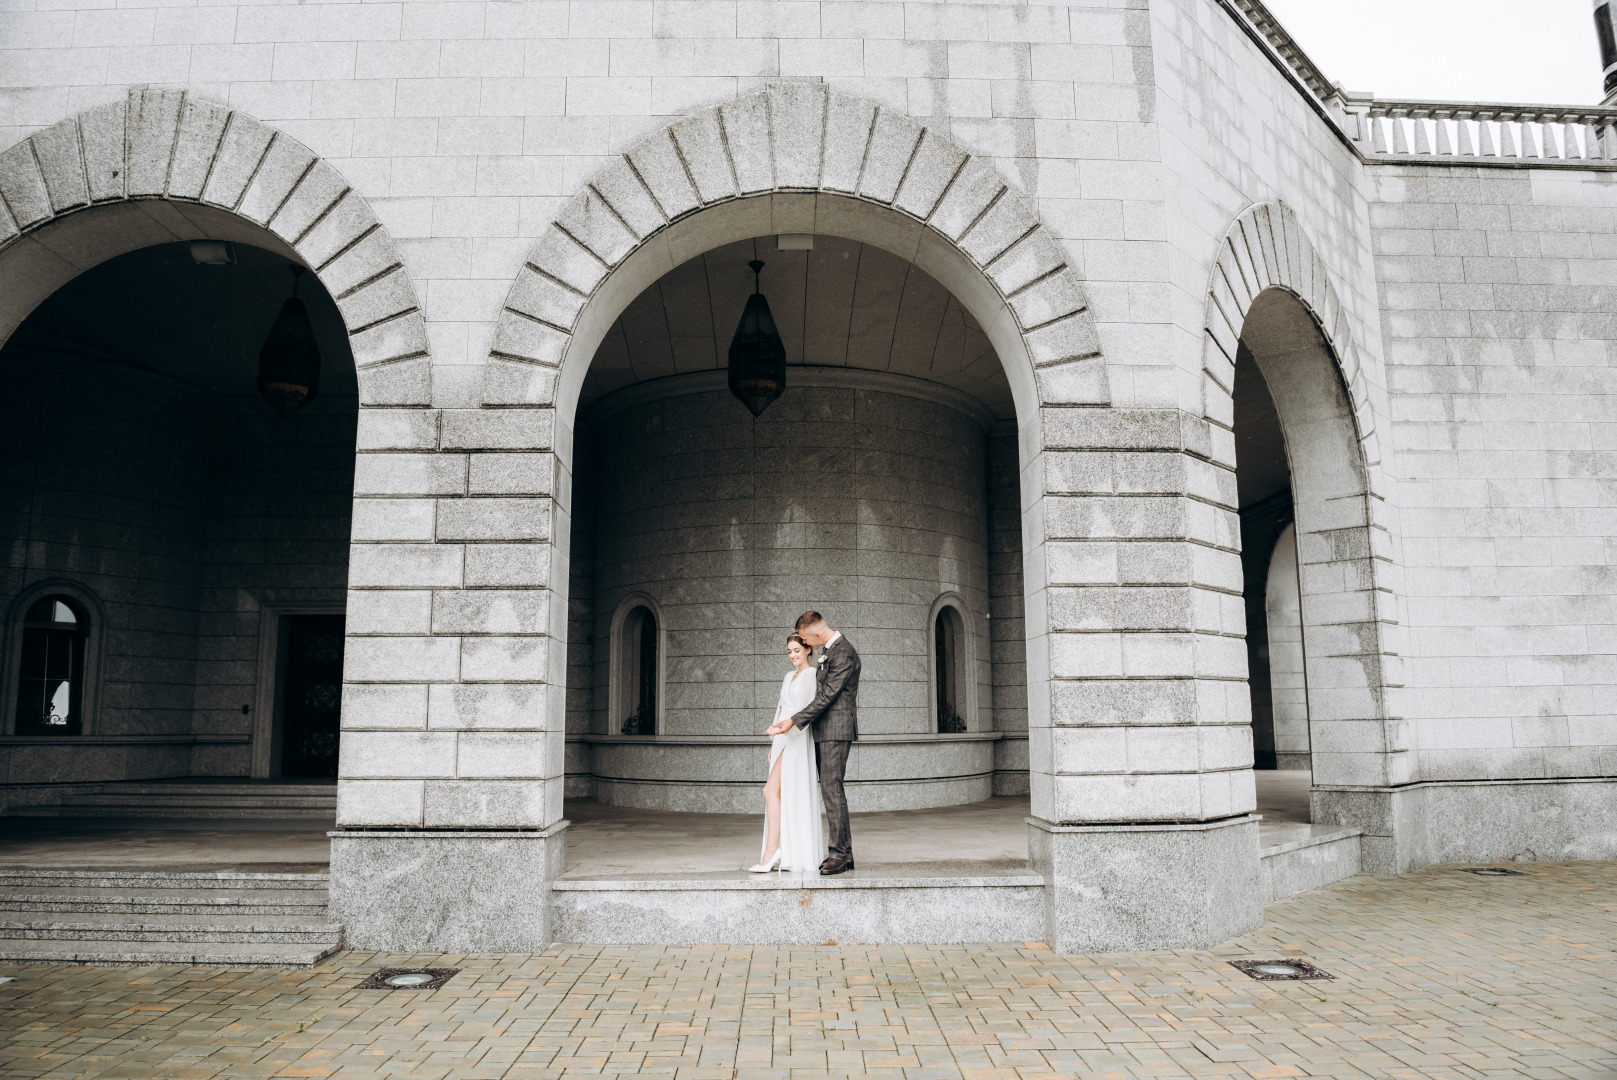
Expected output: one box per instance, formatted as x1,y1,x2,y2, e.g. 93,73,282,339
934,603,967,734
614,601,659,735
15,596,88,735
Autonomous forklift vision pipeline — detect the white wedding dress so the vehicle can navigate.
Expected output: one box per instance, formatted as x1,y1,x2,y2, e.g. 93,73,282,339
762,667,826,873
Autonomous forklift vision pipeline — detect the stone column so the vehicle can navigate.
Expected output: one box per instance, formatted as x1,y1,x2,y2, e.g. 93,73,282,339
1026,406,1263,953
329,403,567,952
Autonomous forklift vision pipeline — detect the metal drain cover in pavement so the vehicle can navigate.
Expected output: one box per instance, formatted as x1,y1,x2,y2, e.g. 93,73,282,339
357,967,460,990
1457,867,1525,876
1230,959,1335,981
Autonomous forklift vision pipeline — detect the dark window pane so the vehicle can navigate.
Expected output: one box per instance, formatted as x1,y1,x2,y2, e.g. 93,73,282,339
14,598,86,735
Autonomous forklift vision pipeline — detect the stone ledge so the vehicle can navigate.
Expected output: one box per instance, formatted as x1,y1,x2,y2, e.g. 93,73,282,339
1028,813,1260,834
0,735,249,746
1258,824,1362,858
551,868,1046,944
554,868,1044,891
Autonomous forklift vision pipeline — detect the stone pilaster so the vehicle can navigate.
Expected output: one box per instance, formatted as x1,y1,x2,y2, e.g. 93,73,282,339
332,403,568,950
1026,405,1264,951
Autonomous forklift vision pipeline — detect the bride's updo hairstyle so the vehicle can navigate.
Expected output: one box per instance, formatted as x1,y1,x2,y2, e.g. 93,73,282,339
787,633,808,651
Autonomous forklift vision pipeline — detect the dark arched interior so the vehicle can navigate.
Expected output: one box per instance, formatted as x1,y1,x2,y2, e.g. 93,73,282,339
0,240,358,797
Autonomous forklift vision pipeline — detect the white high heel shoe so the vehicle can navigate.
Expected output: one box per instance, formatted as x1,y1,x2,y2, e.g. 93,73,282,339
748,851,781,873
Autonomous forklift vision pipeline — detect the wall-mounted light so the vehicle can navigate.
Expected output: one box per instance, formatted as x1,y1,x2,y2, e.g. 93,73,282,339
189,240,236,266
257,264,322,419
727,259,787,417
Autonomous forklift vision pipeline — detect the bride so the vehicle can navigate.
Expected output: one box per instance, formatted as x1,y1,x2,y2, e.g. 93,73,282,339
750,633,826,873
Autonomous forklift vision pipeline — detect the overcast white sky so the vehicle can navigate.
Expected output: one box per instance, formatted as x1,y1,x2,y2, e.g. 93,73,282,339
1261,0,1603,105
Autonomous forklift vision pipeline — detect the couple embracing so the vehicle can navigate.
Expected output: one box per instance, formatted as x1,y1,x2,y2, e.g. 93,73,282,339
751,611,858,876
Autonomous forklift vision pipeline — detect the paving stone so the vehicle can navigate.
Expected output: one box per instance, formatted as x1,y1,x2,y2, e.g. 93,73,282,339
0,863,1612,1079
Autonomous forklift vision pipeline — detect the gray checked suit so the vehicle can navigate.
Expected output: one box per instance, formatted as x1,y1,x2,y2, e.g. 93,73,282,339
791,633,860,859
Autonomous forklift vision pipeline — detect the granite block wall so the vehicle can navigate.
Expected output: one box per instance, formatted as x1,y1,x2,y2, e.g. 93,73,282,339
1264,524,1309,770
1369,167,1617,783
569,371,997,811
1,0,1613,945
591,376,990,739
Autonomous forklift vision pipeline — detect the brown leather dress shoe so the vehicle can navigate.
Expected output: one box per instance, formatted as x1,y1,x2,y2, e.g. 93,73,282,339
819,856,854,876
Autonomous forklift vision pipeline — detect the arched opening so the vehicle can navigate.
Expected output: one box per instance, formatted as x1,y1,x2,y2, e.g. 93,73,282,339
561,229,1029,862
0,235,358,813
1234,340,1301,772
1234,286,1373,827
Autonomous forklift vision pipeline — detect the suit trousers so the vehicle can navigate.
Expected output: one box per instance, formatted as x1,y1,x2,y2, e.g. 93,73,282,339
817,739,853,859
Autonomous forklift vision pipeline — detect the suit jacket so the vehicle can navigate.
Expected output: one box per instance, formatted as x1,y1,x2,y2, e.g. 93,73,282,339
791,634,860,743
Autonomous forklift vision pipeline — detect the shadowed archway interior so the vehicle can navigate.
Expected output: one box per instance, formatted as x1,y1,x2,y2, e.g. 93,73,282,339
564,235,1028,816
0,239,358,786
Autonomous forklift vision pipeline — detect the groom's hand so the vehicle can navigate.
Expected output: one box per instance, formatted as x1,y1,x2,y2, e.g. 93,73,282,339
766,718,792,735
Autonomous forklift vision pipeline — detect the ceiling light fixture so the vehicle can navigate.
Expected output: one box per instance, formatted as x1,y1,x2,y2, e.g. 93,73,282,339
257,264,323,419
727,258,787,417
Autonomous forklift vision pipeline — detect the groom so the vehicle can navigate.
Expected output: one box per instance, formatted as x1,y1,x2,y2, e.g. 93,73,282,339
767,610,859,875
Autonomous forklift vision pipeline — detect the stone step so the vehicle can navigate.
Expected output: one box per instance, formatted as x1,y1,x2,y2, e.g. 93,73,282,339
1259,826,1364,902
0,870,328,891
66,781,334,791
9,802,336,819
549,868,1046,946
0,912,342,944
0,939,340,967
0,887,328,915
39,793,337,806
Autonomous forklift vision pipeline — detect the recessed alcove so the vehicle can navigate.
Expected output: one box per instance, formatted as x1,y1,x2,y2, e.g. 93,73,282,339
562,235,1029,815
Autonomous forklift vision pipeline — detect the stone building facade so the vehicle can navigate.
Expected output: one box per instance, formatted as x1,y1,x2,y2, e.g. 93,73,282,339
0,0,1612,952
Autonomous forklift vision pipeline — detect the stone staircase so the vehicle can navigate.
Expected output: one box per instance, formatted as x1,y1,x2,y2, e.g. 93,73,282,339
4,780,337,820
0,869,341,967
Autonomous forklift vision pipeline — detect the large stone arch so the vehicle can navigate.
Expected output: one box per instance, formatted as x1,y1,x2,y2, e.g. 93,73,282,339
0,88,429,405
1200,202,1410,809
480,83,1109,443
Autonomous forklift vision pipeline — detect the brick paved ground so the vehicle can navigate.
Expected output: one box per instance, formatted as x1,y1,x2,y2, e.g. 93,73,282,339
2,862,1614,1080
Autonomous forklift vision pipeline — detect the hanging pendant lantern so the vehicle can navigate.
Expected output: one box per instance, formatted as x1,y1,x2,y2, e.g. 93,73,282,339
257,264,322,419
727,259,787,417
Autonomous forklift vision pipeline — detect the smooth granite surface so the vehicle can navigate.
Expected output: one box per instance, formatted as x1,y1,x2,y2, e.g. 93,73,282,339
329,827,564,952
1260,828,1363,902
1030,816,1265,953
551,871,1045,945
1314,777,1617,874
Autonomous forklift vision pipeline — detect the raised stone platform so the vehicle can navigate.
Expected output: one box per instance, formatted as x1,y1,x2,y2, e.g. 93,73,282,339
551,774,1363,946
0,773,1363,954
553,868,1045,945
